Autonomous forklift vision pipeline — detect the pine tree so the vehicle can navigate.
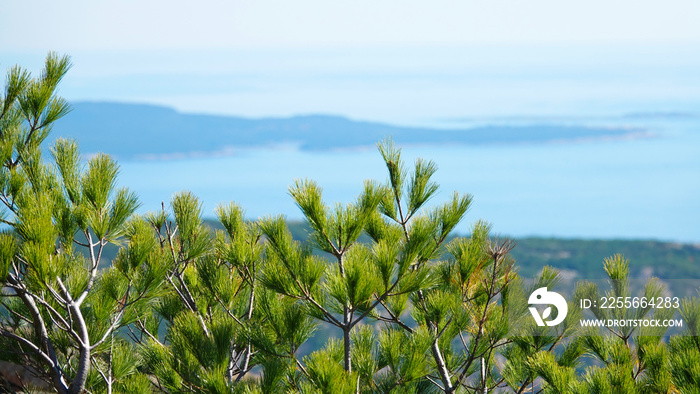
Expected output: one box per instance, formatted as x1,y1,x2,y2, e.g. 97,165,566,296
257,139,519,393
130,195,276,393
370,140,522,393
5,54,700,394
0,53,162,394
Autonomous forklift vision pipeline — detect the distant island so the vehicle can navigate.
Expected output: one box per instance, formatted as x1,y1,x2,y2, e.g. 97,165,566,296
51,102,652,161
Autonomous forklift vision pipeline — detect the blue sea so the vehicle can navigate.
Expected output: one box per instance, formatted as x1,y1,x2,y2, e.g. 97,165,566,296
5,45,699,241
115,113,700,243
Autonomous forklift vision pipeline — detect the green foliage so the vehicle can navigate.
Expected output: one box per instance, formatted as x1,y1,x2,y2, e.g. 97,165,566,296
528,351,580,393
304,339,357,394
0,53,155,394
5,56,700,394
376,327,432,387
172,191,212,260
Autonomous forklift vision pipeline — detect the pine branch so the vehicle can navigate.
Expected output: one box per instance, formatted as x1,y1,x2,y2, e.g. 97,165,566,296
90,294,129,350
349,279,400,329
74,231,104,307
0,329,55,367
163,219,211,339
425,375,445,391
376,299,413,333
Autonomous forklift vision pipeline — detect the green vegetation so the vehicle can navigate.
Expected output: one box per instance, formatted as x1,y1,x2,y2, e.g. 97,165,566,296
0,54,162,393
3,54,700,394
94,222,700,281
281,224,700,281
511,238,700,279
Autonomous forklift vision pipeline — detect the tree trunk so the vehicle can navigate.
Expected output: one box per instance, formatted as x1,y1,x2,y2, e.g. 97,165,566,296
338,254,352,373
432,339,453,393
68,303,90,394
343,324,352,373
18,291,70,394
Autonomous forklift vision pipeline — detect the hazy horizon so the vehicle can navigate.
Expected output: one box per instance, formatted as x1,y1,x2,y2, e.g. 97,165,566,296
5,43,700,127
2,1,699,243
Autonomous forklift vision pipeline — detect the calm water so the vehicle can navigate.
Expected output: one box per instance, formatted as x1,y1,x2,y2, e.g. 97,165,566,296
8,46,698,241
117,115,700,243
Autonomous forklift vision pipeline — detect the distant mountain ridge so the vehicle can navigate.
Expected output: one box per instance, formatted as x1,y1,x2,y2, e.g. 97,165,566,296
50,102,650,160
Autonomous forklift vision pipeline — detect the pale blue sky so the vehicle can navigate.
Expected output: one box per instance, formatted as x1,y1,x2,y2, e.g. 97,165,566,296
2,0,700,51
3,1,700,122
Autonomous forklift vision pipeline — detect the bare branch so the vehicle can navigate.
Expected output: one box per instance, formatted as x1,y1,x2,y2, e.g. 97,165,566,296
425,375,445,391
90,309,125,351
75,231,104,306
0,329,56,367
